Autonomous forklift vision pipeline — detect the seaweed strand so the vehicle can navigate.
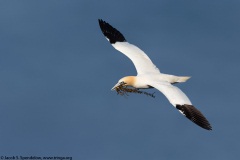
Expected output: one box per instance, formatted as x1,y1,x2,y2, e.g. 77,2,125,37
115,84,155,98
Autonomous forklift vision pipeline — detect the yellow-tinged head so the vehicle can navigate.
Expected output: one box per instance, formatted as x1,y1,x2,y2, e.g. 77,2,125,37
111,76,136,90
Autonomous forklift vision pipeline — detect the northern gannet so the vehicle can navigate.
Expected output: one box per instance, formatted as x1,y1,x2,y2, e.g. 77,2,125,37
98,19,212,130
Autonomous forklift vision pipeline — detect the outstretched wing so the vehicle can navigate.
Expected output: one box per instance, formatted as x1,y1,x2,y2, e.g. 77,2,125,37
98,19,160,75
149,81,212,130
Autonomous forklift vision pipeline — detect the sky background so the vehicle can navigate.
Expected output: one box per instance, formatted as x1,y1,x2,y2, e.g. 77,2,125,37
0,0,240,159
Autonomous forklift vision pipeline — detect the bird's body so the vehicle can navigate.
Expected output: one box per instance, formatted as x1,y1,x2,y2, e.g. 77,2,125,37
98,19,212,130
116,74,190,88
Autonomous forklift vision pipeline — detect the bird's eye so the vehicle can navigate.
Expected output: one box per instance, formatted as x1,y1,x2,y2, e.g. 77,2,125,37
120,81,125,85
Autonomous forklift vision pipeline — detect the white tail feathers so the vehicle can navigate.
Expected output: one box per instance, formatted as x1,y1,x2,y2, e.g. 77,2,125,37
177,76,191,83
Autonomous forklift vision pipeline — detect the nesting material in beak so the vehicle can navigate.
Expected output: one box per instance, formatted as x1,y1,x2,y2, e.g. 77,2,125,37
112,82,155,98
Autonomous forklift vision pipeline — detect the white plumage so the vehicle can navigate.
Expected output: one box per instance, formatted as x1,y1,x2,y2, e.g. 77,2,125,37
98,19,212,130
113,42,160,75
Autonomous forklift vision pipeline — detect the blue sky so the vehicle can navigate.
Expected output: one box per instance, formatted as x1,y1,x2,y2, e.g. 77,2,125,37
0,0,240,159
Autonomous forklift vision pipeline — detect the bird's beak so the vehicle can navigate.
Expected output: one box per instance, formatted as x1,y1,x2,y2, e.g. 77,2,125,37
111,82,121,90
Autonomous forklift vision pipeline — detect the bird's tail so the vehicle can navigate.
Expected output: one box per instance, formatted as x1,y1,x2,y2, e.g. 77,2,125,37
176,76,191,83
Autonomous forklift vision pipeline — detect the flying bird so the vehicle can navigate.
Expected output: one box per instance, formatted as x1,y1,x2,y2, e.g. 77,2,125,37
98,19,212,130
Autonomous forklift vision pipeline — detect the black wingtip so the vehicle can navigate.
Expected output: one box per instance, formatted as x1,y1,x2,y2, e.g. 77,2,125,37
176,104,212,130
98,19,126,44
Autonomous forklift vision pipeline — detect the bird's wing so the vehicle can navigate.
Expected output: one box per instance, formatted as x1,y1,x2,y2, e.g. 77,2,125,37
149,81,212,130
98,19,160,75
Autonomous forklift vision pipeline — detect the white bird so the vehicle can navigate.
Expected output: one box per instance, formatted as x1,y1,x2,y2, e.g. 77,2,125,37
98,19,212,130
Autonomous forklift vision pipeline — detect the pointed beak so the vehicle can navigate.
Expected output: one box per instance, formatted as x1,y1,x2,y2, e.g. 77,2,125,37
111,82,121,91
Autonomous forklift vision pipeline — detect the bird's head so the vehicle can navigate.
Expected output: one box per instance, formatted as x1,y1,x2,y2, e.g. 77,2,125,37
111,76,136,90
